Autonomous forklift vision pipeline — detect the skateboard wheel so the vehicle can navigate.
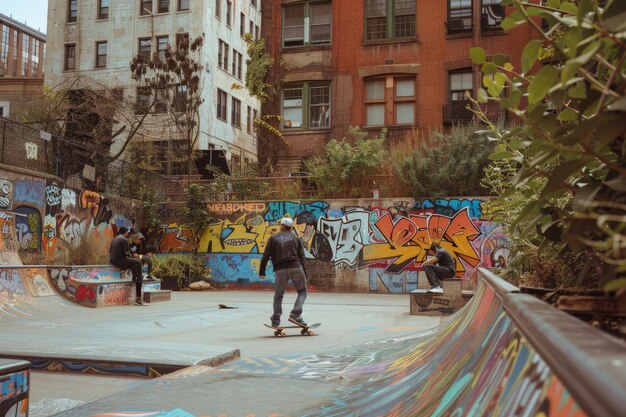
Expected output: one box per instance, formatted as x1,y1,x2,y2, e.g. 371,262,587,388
274,330,280,337
280,330,286,337
308,330,315,336
301,329,308,336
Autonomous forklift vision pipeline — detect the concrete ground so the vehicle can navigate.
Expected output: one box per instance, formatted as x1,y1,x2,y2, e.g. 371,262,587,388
20,290,442,416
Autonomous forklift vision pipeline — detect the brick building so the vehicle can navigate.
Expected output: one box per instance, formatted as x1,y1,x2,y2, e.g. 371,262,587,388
0,14,46,118
263,0,536,172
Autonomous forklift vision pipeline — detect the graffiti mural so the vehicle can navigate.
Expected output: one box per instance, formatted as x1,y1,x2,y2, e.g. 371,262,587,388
159,198,509,293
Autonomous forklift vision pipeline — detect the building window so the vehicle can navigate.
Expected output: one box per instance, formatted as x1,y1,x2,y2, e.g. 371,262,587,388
255,24,260,40
176,32,189,48
251,0,257,8
1,26,9,75
95,41,107,68
232,50,242,79
215,0,221,18
217,88,228,121
447,69,474,122
157,36,169,61
365,79,385,126
138,38,152,62
365,0,415,41
481,0,504,31
158,0,169,13
136,86,151,113
98,0,110,19
250,20,254,36
179,0,190,11
365,76,416,126
173,84,187,112
247,106,252,134
218,40,229,70
394,0,416,38
68,0,78,23
226,1,232,27
64,44,76,70
283,1,331,48
21,35,28,77
394,78,415,124
154,140,185,175
240,13,246,37
231,97,241,128
140,0,153,15
154,88,167,113
448,0,473,33
282,83,330,130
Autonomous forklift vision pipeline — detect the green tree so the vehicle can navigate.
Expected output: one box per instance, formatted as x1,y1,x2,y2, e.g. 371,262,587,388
305,127,388,198
394,123,494,198
472,0,626,288
128,32,205,182
179,183,212,253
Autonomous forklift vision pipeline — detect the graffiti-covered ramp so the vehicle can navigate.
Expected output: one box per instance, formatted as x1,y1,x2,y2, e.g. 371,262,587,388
50,269,626,417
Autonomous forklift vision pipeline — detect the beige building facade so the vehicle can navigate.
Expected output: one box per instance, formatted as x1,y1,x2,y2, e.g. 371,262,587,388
45,0,261,176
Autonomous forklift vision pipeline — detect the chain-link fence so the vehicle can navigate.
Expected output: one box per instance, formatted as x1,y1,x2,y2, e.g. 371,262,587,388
0,116,168,199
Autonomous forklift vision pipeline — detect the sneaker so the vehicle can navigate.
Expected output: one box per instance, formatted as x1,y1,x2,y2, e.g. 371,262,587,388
289,315,308,328
427,286,444,294
270,317,280,328
135,297,148,306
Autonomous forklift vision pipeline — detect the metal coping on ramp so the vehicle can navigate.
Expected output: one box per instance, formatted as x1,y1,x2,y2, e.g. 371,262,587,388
46,269,626,417
482,268,626,417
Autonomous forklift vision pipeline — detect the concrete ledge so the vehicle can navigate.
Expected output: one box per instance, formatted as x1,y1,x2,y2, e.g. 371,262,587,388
48,265,164,308
0,339,240,379
409,278,469,316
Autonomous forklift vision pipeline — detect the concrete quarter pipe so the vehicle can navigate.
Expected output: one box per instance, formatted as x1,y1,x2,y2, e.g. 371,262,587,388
50,269,625,417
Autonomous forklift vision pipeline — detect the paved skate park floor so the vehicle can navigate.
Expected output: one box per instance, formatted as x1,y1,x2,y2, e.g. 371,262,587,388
3,290,437,416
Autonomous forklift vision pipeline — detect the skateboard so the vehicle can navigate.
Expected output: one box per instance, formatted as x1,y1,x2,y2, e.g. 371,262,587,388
264,322,321,337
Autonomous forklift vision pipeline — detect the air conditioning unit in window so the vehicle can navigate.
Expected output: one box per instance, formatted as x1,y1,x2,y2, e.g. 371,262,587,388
447,18,468,32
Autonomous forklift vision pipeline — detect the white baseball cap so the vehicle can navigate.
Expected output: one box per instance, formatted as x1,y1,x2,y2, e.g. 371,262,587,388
280,217,293,227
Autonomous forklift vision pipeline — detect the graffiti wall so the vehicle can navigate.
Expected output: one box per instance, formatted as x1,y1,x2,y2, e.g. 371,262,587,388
158,198,510,293
0,168,141,262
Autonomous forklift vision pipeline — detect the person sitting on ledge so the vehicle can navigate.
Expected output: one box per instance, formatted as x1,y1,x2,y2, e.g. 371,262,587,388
130,229,154,280
423,242,456,294
109,226,146,306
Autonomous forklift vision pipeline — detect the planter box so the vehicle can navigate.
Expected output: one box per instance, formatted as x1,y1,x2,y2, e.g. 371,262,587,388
159,276,188,291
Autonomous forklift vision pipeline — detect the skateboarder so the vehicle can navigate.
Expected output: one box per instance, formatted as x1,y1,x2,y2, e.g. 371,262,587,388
109,226,146,305
423,242,456,294
259,217,308,328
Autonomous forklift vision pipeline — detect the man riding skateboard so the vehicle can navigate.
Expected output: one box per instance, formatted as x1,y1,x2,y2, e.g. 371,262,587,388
423,242,456,294
259,217,308,328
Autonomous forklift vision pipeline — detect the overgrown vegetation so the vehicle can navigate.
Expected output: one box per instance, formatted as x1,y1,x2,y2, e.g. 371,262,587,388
242,33,286,173
473,0,625,289
394,123,494,198
207,164,270,200
305,127,388,198
152,254,208,288
179,183,212,253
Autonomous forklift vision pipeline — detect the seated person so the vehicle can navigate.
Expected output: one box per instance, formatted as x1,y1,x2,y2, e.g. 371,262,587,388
423,242,456,294
130,229,154,279
109,227,145,305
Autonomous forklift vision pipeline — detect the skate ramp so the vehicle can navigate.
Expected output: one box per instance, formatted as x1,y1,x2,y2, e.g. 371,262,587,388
50,269,626,417
0,255,240,378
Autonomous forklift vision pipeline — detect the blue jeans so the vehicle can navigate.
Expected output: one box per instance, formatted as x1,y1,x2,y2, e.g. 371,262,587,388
272,266,307,325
